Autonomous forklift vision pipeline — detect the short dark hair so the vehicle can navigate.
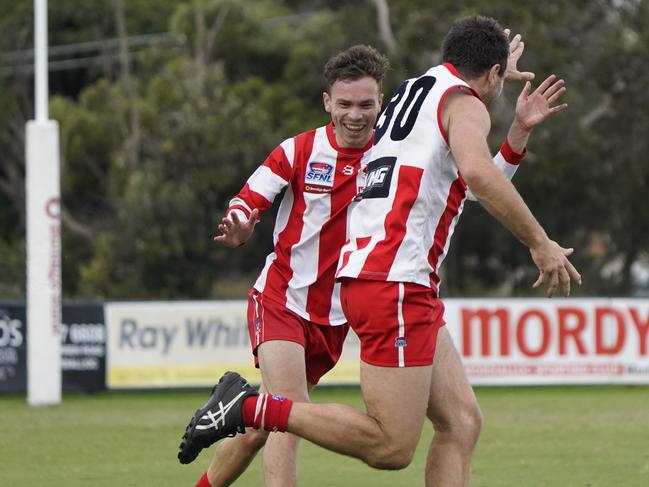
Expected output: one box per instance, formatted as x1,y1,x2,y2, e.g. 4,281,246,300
323,44,390,92
442,16,509,79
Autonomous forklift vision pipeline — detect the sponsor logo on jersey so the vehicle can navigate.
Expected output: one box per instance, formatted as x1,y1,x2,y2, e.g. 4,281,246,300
305,161,335,187
394,336,407,348
354,156,396,200
304,184,332,194
366,166,391,187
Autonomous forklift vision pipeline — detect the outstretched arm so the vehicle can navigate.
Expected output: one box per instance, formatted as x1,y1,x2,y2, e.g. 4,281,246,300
214,140,294,247
446,93,580,297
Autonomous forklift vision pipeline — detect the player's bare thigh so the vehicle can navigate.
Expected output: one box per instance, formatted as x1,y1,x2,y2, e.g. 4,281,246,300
426,327,481,430
360,361,433,457
258,340,311,401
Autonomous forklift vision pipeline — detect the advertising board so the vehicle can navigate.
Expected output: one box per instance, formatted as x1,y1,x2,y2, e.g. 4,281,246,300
105,298,649,388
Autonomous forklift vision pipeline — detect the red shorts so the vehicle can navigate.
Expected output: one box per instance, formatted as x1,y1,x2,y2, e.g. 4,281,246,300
247,289,350,385
340,279,445,367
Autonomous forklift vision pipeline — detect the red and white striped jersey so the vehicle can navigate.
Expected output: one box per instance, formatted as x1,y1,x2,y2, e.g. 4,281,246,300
337,63,525,293
228,123,372,325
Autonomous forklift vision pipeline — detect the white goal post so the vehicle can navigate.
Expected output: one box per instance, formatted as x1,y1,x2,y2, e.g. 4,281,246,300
26,0,62,406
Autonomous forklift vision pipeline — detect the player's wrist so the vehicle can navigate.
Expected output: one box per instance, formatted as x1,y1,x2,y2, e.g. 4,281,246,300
528,231,552,254
500,138,527,165
512,115,534,133
226,208,250,224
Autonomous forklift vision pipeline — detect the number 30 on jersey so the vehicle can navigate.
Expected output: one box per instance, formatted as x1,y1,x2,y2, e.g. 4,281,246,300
355,76,437,201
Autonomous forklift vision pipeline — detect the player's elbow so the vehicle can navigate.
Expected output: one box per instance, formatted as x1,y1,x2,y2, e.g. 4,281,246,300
458,165,486,190
460,163,501,202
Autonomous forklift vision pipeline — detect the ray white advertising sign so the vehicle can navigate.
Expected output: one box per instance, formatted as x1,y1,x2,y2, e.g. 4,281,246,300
106,301,253,388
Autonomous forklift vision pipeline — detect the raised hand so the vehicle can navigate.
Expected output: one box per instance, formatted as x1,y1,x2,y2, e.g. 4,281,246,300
515,74,568,130
504,29,535,82
213,209,259,248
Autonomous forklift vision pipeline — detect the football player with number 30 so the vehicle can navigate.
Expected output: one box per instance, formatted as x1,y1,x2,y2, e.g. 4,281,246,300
182,20,574,486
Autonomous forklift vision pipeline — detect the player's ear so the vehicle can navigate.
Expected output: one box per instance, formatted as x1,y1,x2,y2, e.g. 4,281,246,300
378,93,384,110
488,64,501,84
323,91,332,113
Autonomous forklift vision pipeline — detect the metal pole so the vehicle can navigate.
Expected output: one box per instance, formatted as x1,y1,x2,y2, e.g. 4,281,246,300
34,0,48,121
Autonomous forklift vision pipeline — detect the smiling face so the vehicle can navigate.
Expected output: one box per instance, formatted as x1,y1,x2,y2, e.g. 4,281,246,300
323,76,383,148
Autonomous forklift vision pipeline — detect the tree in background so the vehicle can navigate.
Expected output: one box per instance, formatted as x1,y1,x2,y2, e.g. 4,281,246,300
1,0,647,299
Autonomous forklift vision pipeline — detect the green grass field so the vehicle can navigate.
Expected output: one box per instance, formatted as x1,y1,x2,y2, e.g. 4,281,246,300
2,386,648,486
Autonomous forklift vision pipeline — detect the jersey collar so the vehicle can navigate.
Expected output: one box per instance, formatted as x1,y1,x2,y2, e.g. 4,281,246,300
442,63,461,78
441,63,485,104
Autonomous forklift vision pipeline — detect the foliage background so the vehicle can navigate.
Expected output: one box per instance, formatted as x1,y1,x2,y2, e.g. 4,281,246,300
1,0,648,300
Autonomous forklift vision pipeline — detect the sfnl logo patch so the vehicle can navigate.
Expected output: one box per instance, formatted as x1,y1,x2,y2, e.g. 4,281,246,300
305,161,335,188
